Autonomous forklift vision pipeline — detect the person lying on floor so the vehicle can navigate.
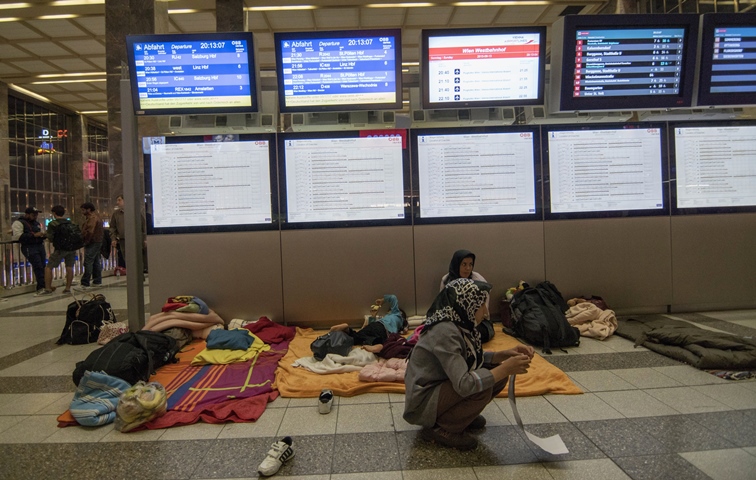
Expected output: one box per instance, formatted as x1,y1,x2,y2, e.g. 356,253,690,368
330,294,408,353
403,278,534,451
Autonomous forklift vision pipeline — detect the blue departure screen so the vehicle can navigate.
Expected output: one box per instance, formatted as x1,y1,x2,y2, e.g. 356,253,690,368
129,35,255,113
278,33,400,109
707,27,756,94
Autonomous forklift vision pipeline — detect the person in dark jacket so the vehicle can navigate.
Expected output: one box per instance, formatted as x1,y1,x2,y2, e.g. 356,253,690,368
77,202,103,290
40,205,76,295
11,207,47,295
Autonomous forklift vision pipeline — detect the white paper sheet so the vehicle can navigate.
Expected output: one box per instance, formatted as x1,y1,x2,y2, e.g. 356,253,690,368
508,374,569,455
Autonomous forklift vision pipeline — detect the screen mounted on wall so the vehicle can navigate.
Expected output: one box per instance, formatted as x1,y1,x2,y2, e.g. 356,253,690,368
696,13,756,107
144,134,277,234
279,131,411,228
671,122,756,214
550,14,699,112
274,29,402,113
411,127,540,224
421,27,547,109
543,123,669,219
126,32,258,115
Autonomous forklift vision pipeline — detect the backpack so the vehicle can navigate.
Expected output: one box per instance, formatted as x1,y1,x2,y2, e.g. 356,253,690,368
57,294,115,345
53,222,85,251
508,281,580,354
101,229,112,259
72,331,180,386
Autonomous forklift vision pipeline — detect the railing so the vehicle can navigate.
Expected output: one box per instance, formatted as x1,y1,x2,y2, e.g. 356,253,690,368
0,240,120,294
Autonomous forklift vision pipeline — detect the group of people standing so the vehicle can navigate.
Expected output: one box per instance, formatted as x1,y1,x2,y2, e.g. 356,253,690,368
11,195,137,296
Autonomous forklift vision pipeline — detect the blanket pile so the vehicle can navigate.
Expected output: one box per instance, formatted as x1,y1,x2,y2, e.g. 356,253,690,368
144,296,224,339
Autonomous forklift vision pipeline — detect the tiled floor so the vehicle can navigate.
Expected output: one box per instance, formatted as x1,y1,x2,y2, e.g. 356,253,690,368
0,282,754,480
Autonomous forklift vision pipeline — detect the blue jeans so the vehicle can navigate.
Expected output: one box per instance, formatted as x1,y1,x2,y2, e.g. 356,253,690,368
81,241,102,286
21,243,46,291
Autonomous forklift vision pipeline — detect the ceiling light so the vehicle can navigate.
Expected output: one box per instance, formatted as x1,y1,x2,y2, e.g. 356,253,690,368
9,84,51,103
79,110,107,114
0,3,31,9
402,62,420,66
37,72,106,79
366,3,436,7
167,9,200,14
452,1,550,5
32,78,106,84
0,17,21,22
50,0,104,6
37,14,80,19
246,5,316,11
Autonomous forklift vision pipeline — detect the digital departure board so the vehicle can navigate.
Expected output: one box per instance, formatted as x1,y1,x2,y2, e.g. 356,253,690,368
421,27,546,109
697,13,756,107
274,29,402,113
126,32,258,115
550,14,698,112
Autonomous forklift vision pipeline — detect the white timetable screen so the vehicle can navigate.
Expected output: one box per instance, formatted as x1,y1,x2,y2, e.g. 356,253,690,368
547,129,664,213
150,141,272,228
416,132,536,218
674,126,756,208
284,136,405,223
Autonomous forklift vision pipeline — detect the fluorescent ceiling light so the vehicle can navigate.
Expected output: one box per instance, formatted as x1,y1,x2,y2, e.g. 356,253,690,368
452,1,550,5
9,84,51,103
0,3,31,9
0,17,21,22
50,0,104,6
366,3,436,6
402,62,420,66
80,110,107,114
37,14,79,19
246,5,316,10
32,78,106,84
37,72,106,79
167,9,200,14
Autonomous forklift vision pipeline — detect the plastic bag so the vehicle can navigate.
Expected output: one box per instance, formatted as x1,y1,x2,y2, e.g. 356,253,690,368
115,381,167,432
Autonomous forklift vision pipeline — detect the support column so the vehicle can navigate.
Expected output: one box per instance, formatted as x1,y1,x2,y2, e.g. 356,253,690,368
0,82,10,238
216,0,246,32
68,115,88,211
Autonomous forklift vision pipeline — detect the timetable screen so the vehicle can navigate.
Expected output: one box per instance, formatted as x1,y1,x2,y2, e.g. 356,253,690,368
705,27,756,95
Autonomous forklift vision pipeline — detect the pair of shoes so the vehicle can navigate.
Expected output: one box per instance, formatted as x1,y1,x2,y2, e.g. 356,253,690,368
257,436,294,476
466,415,487,431
318,389,333,414
421,426,478,451
34,289,53,297
75,285,92,292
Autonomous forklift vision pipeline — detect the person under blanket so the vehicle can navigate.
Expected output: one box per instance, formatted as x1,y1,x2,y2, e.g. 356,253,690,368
330,294,408,350
404,279,533,451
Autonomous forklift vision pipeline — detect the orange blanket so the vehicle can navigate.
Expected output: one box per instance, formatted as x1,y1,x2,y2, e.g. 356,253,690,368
274,327,582,398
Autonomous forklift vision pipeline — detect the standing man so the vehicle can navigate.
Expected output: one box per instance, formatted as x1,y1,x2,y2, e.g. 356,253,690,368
12,207,47,295
41,205,79,295
77,202,103,290
110,195,146,272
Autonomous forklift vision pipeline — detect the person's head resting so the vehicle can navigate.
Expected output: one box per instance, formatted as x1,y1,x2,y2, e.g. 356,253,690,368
24,207,40,220
51,205,66,218
446,249,476,283
80,202,95,215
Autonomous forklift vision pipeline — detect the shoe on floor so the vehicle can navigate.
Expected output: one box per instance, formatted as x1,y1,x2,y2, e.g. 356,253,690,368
318,389,333,414
75,285,92,292
34,289,53,297
62,289,71,294
422,426,478,451
257,436,294,476
466,415,486,431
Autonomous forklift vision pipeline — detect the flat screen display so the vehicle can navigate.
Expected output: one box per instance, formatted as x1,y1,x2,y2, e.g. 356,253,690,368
280,133,409,227
697,13,756,107
126,32,258,115
413,128,538,221
544,124,668,218
146,135,275,233
551,14,699,112
421,27,546,109
672,123,756,211
274,29,402,113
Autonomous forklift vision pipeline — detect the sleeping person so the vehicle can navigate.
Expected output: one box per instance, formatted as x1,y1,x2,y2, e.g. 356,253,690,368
330,294,408,351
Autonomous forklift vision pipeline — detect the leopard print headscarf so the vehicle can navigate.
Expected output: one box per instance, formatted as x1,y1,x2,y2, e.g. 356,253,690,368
422,278,492,371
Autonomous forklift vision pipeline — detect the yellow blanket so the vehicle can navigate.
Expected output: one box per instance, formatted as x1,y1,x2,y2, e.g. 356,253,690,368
274,327,583,398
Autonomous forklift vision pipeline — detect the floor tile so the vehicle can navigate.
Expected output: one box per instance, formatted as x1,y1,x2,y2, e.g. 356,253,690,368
612,453,712,480
611,367,684,389
336,403,395,434
0,414,59,443
653,365,729,386
544,393,624,422
331,432,401,474
279,405,338,436
631,415,735,452
287,396,339,408
692,384,756,409
680,448,756,480
574,418,669,457
543,458,632,480
218,407,285,438
100,427,165,442
689,410,756,447
272,435,336,477
601,335,646,353
546,352,681,373
645,387,731,414
0,392,71,415
43,423,114,443
402,467,477,479
388,393,405,404
0,415,24,434
494,395,569,425
390,400,421,432
567,370,637,392
514,422,608,462
157,421,224,441
332,472,403,480
743,446,756,457
595,390,679,417
338,392,389,405
473,463,553,480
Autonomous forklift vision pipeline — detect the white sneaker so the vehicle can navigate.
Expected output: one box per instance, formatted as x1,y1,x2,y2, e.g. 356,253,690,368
257,436,294,476
75,285,92,292
34,289,53,297
318,389,333,414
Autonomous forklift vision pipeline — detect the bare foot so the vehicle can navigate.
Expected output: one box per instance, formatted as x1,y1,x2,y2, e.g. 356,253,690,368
329,323,349,332
362,344,383,353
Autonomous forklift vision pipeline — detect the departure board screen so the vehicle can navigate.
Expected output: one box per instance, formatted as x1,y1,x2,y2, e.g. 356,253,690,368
697,14,756,106
282,136,406,224
552,14,698,112
150,140,273,229
274,29,402,113
126,33,257,115
574,28,685,98
415,131,537,218
673,125,756,209
545,126,665,215
421,27,546,109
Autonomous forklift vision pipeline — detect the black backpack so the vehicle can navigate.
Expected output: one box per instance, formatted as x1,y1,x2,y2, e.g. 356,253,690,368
508,281,580,354
72,331,179,386
57,294,115,345
53,222,85,251
101,229,112,259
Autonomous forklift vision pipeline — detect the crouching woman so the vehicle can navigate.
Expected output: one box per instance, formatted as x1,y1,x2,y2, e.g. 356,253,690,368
403,278,534,451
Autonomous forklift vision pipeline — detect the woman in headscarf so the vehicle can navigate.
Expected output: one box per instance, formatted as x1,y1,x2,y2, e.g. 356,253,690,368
404,278,533,451
440,249,489,311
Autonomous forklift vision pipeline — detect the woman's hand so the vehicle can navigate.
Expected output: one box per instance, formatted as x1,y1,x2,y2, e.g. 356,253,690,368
500,354,531,376
511,344,535,359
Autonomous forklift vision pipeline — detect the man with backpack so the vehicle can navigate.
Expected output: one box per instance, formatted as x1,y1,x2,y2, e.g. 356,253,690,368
39,205,84,296
11,207,48,295
77,202,104,291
